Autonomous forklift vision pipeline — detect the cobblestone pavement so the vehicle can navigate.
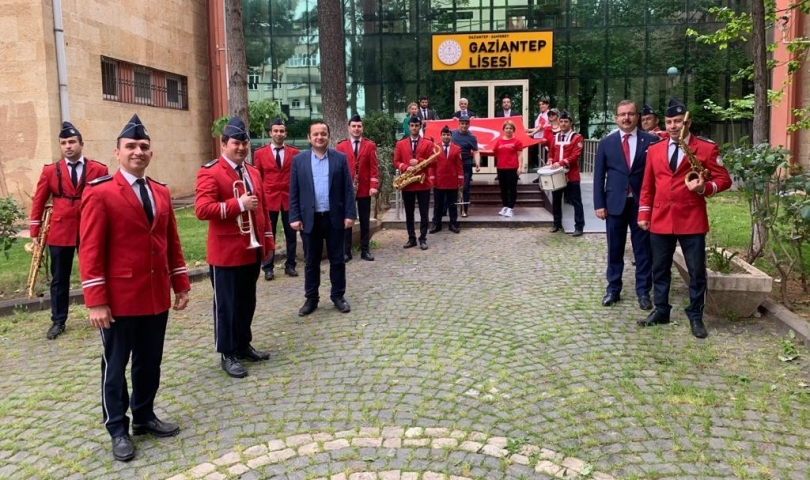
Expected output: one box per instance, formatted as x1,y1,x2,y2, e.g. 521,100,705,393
1,228,809,480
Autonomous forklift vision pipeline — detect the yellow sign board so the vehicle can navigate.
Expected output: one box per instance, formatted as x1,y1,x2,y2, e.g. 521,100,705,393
432,32,553,71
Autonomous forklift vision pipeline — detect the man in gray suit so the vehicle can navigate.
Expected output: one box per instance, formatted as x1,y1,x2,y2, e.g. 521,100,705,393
417,95,437,121
289,121,357,317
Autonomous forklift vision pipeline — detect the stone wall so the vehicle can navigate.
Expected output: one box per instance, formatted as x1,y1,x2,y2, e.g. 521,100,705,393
0,0,212,206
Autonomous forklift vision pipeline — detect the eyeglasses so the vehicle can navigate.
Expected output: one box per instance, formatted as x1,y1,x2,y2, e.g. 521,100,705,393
616,112,638,117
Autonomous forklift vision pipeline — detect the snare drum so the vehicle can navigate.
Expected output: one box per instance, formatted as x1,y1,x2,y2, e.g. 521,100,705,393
537,166,567,191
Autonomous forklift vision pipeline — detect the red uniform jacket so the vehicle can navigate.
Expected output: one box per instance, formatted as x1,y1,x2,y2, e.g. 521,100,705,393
638,135,732,235
433,143,464,190
649,127,668,139
79,171,190,316
195,158,274,266
335,137,380,198
393,136,437,192
30,158,109,246
254,143,300,211
548,131,584,182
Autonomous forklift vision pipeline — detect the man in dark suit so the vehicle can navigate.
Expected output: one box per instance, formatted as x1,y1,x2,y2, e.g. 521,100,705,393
417,95,437,122
495,94,520,118
289,121,357,317
451,98,476,119
593,100,658,310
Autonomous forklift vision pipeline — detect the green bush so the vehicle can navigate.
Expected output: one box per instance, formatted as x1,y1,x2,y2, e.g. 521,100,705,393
210,100,286,139
361,111,398,148
0,198,25,260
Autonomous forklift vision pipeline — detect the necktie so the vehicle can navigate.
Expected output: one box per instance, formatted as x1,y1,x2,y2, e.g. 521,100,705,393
135,178,154,226
411,140,417,157
274,147,282,169
354,140,360,158
669,143,679,173
423,109,427,119
444,145,449,158
69,162,78,187
236,165,251,194
622,134,631,170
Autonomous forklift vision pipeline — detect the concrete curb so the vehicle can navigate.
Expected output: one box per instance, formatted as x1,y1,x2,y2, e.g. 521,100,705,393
759,298,810,346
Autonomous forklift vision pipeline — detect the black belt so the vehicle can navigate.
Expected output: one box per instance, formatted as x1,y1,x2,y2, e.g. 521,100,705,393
315,211,330,217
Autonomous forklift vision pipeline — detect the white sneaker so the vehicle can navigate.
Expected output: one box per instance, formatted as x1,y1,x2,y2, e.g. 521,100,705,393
504,208,513,218
498,207,507,216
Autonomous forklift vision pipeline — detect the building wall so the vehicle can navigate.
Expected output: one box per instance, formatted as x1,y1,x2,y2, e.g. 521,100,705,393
0,0,212,207
798,13,810,166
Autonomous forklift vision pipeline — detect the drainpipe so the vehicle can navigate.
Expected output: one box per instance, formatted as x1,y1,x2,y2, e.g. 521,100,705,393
52,0,70,122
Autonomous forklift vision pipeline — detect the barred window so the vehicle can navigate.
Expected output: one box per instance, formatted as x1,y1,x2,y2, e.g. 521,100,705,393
100,56,188,111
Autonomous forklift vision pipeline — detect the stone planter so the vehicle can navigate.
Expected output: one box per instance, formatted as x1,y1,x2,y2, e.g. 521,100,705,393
673,247,773,319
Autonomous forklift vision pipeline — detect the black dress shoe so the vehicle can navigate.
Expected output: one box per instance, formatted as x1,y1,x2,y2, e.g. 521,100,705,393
419,240,428,250
429,225,442,234
264,271,275,281
637,310,671,327
550,225,562,233
572,229,584,237
403,239,417,248
637,295,653,311
344,253,353,263
132,418,180,437
360,251,375,261
298,299,318,316
284,267,299,277
601,293,620,307
46,323,65,340
333,297,351,313
532,177,540,183
235,344,270,361
449,224,460,233
221,355,248,378
112,435,135,462
690,318,708,338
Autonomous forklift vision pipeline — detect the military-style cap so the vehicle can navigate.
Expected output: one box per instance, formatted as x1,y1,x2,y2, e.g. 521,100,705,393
559,110,571,120
117,114,150,140
548,108,560,116
458,116,470,123
408,116,422,125
349,113,362,123
59,121,81,139
441,125,451,134
665,98,687,117
223,117,249,141
641,104,657,116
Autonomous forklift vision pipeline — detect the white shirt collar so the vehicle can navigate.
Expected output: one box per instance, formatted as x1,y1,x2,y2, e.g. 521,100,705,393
221,155,244,170
118,168,145,186
670,134,691,147
65,156,85,166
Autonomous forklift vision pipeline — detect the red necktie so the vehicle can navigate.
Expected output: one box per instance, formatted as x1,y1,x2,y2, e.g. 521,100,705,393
622,133,631,170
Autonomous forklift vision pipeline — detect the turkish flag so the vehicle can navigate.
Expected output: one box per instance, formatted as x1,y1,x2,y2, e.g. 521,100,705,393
423,117,543,155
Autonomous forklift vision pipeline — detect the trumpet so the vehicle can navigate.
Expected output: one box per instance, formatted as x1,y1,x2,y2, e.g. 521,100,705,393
233,180,261,250
25,205,52,298
679,112,710,187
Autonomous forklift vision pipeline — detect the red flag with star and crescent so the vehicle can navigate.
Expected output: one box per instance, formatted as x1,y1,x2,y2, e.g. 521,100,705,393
423,117,543,154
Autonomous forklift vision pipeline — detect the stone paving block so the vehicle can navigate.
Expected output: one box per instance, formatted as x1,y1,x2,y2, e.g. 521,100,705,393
324,439,351,450
213,451,241,466
267,439,286,451
535,460,563,476
510,454,530,465
448,477,472,480
458,441,483,453
352,437,383,447
243,444,268,457
423,473,446,480
431,438,458,449
299,442,321,455
539,448,564,462
246,454,272,469
590,473,615,480
468,432,487,441
560,457,586,473
424,428,449,437
405,427,423,438
203,473,226,480
450,430,466,439
486,436,508,448
359,427,381,437
267,447,297,462
313,432,334,442
166,475,188,480
349,473,377,480
383,437,402,448
379,470,401,480
382,427,405,438
227,464,250,476
519,445,540,456
481,444,508,457
331,474,347,480
189,463,216,478
403,439,430,447
287,434,314,447
335,429,357,438
401,474,418,480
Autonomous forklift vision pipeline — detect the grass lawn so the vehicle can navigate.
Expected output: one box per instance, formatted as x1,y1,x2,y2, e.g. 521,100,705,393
0,206,208,299
706,190,751,253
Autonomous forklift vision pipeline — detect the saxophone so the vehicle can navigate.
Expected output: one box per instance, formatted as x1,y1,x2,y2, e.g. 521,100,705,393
25,204,52,298
679,112,710,187
393,144,442,190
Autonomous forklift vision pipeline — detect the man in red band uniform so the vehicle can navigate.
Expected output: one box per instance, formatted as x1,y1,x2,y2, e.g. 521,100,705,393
641,104,668,139
79,114,190,462
637,99,732,338
336,114,379,261
254,117,300,281
429,125,464,234
394,116,437,250
195,117,274,379
30,121,108,339
547,110,585,236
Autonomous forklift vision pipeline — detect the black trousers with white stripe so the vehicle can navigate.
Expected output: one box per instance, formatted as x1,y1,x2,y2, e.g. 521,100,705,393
100,311,168,438
210,260,261,355
49,245,76,325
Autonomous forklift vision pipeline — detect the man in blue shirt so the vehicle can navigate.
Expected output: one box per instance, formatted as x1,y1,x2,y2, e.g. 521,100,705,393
451,118,480,217
289,121,357,316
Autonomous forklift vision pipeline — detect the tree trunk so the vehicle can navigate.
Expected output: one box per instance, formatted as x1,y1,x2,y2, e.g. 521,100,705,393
225,0,249,126
348,0,359,115
750,0,768,145
318,0,348,145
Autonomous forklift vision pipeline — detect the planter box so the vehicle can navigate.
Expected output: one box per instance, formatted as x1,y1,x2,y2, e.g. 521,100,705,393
673,247,773,319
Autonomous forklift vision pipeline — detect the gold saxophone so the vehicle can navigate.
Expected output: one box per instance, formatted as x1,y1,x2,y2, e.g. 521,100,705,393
393,145,442,190
679,112,710,187
25,204,52,298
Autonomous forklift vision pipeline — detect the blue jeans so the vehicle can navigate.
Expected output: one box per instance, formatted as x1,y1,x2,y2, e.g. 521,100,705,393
462,163,474,212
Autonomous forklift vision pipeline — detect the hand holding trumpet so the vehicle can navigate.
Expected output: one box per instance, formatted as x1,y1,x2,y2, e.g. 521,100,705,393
240,193,259,211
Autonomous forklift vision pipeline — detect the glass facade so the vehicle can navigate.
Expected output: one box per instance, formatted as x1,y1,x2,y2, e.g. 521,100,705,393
243,0,752,140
